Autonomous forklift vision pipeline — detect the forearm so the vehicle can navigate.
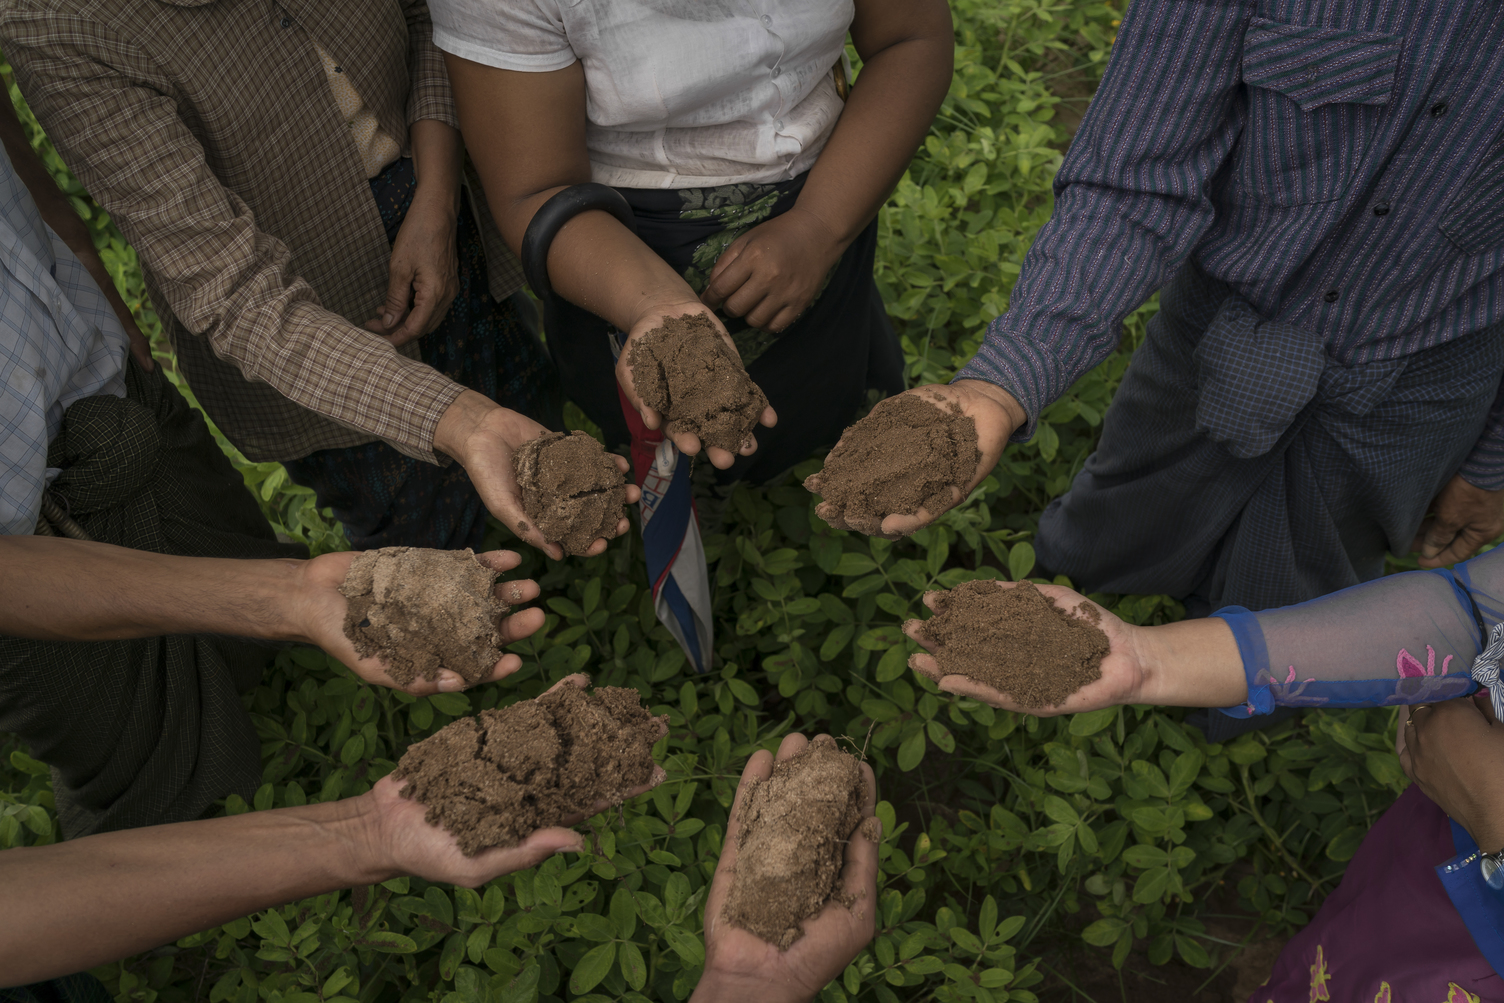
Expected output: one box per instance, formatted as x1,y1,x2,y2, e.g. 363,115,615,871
409,118,462,214
1131,617,1248,708
0,537,311,643
0,795,387,985
794,30,952,247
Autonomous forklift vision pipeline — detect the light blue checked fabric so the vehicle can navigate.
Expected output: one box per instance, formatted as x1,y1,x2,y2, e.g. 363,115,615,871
0,145,128,535
960,1,1504,488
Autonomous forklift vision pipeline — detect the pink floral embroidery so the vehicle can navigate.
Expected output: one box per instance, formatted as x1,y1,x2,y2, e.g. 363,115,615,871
1397,645,1452,679
1372,983,1391,1003
1445,983,1480,1003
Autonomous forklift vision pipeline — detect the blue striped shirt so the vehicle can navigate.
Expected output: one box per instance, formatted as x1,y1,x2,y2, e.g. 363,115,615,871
0,146,129,535
958,0,1504,486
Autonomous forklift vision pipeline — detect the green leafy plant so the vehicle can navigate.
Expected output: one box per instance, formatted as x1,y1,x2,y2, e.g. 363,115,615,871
1,3,1411,1000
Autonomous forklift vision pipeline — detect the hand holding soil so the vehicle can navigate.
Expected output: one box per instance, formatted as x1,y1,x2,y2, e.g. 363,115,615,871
334,547,544,694
806,381,1021,537
390,674,669,855
514,430,631,557
621,308,777,469
693,733,879,1003
905,579,1141,714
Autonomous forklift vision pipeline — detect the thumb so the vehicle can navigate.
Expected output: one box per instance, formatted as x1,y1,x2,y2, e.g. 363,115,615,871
379,261,415,331
1420,514,1461,559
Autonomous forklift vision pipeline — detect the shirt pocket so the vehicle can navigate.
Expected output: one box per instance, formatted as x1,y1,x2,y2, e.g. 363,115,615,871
1439,136,1504,255
1235,18,1402,206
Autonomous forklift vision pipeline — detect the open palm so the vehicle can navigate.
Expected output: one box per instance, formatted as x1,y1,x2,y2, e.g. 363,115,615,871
292,549,547,695
693,734,880,1003
904,582,1146,716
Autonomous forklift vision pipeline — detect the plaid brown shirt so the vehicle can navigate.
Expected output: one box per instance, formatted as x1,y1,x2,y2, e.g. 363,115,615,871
1,0,525,463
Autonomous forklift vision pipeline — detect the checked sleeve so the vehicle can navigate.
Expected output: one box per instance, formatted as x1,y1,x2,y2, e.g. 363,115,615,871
1210,546,1504,718
954,0,1252,440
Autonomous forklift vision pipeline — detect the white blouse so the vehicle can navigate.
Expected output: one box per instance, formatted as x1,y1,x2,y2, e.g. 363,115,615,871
430,0,853,189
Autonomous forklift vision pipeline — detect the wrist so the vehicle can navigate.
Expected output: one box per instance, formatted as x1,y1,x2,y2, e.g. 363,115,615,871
434,390,501,463
1135,617,1248,708
316,792,401,888
952,378,1028,431
625,289,709,333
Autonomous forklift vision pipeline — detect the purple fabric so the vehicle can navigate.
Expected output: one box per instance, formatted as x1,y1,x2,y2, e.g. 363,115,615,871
1254,785,1502,1002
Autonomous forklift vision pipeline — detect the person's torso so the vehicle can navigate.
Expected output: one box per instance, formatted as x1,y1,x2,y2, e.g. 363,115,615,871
1195,0,1504,364
557,0,853,188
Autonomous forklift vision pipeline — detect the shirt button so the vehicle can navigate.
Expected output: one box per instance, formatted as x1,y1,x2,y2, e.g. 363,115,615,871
1373,201,1390,216
771,68,781,79
760,13,771,25
1324,289,1340,303
1431,101,1448,117
775,119,784,130
279,15,292,28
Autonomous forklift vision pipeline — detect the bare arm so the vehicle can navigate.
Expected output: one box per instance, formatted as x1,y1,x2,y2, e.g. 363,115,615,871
0,91,153,369
701,0,955,332
0,536,545,695
0,771,584,986
904,582,1246,715
444,56,775,468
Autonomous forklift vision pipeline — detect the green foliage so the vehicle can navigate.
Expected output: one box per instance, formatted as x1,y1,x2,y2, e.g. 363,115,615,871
0,2,1412,1000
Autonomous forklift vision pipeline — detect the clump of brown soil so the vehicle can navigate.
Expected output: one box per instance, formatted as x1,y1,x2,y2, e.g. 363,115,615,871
340,547,509,686
914,580,1107,708
627,313,769,453
392,685,665,855
723,736,865,949
804,391,980,534
513,430,628,557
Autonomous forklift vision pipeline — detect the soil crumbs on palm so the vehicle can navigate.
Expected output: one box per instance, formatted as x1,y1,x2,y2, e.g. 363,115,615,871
724,736,865,949
916,580,1107,709
393,685,664,855
340,547,507,686
628,312,769,453
805,391,979,534
514,430,628,556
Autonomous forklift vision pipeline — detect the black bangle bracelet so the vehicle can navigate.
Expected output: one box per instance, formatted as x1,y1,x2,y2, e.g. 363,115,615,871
520,183,638,305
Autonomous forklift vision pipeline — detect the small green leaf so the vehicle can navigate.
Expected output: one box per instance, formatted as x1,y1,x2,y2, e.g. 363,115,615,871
356,931,416,954
618,941,647,991
897,728,927,771
568,943,616,995
1068,707,1116,736
1008,543,1036,581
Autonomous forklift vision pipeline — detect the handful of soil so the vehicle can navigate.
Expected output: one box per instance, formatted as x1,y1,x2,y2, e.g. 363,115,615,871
514,430,628,557
392,685,665,855
627,313,769,454
913,580,1108,709
723,736,866,949
340,547,509,686
804,391,980,535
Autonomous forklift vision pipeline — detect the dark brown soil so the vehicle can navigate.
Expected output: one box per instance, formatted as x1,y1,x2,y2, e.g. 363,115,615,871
914,580,1107,709
514,430,628,557
627,313,769,454
804,391,980,534
723,736,866,949
392,685,665,855
340,547,509,686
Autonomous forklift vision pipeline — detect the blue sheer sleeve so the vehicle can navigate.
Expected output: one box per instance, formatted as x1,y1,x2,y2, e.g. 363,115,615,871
1210,546,1504,718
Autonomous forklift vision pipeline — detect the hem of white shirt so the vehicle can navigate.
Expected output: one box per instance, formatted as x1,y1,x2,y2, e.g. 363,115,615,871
432,29,577,73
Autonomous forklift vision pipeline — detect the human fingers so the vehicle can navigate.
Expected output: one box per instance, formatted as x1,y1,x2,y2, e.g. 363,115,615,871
474,550,524,574
757,300,807,335
936,674,1015,711
907,651,943,683
387,271,444,345
452,827,586,887
702,244,754,313
776,731,811,762
879,493,959,537
1426,523,1493,568
1419,511,1464,563
759,405,777,428
720,274,773,322
493,578,540,607
903,618,938,655
498,607,545,645
607,455,644,505
705,445,740,469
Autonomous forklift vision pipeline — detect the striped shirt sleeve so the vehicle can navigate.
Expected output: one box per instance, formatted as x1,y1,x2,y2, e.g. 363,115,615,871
955,0,1252,440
